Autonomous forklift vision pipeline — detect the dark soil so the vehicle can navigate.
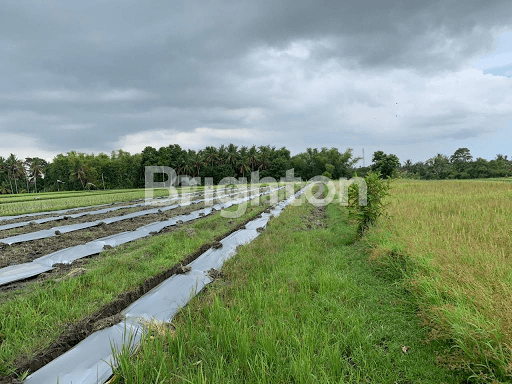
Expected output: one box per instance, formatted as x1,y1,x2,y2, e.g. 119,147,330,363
0,203,205,269
0,206,147,238
7,215,263,383
0,192,207,227
0,199,148,226
304,184,327,230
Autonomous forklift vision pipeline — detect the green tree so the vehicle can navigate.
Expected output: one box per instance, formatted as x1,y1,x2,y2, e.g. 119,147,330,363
371,151,400,179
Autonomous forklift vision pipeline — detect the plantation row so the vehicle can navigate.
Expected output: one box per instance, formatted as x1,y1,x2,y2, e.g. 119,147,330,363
0,183,301,382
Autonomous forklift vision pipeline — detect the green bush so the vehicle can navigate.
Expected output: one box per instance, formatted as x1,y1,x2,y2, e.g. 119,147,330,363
347,171,392,236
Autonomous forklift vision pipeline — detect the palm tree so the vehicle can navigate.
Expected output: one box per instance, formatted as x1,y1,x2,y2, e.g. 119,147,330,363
403,159,413,173
248,145,259,172
237,157,250,178
6,154,23,194
204,146,218,167
26,157,47,193
191,153,204,177
75,165,87,188
217,144,227,165
258,145,271,171
0,156,7,192
226,144,239,167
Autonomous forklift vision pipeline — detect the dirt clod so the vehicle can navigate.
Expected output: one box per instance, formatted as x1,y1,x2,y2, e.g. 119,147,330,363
211,241,223,249
207,268,225,280
176,265,191,274
93,314,125,332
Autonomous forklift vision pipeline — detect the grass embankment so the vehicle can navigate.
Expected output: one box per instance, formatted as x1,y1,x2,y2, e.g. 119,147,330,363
365,179,512,382
0,187,293,378
110,187,457,383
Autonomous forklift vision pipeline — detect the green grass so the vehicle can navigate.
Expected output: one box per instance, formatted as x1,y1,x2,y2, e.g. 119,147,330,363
365,179,512,382
0,189,295,378
109,191,458,383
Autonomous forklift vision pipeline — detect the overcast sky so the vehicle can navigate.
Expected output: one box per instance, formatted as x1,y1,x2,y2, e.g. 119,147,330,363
1,0,512,165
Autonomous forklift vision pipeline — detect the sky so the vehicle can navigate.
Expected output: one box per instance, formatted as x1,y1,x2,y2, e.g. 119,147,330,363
1,0,512,165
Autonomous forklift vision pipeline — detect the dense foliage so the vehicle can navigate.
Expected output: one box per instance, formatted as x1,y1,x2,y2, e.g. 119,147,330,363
0,145,358,193
352,148,511,181
0,145,509,194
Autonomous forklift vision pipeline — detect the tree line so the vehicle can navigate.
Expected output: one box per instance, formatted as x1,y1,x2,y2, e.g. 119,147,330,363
0,145,510,194
0,145,359,193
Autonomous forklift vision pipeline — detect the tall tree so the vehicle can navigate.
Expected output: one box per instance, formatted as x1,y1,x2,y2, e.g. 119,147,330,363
371,151,400,179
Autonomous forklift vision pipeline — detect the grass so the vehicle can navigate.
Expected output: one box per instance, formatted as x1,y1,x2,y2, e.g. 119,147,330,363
109,187,458,383
0,187,295,378
364,179,512,382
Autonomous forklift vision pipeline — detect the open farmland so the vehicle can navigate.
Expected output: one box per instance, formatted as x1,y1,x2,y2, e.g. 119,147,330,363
1,179,510,383
0,184,301,382
365,179,512,382
0,188,177,217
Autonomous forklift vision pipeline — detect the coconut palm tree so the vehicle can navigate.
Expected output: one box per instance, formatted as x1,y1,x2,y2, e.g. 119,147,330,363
248,145,259,172
226,144,239,167
204,146,218,167
75,165,87,189
26,157,47,193
6,154,23,194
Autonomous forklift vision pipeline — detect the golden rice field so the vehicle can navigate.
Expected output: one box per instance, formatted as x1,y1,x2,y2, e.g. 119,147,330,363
368,179,512,379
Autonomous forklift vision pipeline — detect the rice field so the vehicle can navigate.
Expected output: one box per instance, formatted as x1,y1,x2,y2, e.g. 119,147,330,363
366,179,512,381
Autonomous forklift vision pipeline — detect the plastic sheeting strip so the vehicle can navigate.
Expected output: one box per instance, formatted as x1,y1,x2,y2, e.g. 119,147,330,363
0,188,225,231
0,187,227,223
25,188,304,384
0,187,283,286
0,188,256,245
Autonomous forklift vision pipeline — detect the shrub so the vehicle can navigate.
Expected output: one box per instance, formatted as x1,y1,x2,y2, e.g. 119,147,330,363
347,171,392,236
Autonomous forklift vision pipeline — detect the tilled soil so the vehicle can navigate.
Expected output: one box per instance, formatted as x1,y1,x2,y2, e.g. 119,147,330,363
0,191,214,238
8,216,261,382
0,199,149,226
303,184,327,230
0,192,209,226
0,205,149,238
0,203,206,269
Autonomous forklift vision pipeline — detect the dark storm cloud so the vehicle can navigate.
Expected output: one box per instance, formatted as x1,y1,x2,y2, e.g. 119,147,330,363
0,0,511,161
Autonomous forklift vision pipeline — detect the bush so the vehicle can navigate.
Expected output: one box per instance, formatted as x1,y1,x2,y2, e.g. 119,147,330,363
347,171,392,236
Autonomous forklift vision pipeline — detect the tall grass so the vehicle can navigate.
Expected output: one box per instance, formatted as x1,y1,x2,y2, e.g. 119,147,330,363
366,179,512,382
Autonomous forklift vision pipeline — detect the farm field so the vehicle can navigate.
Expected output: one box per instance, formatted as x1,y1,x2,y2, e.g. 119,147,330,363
0,184,300,381
365,179,512,382
0,179,509,383
0,188,187,216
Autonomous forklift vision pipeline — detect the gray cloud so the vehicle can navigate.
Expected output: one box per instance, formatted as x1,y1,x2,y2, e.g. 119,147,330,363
1,0,512,162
